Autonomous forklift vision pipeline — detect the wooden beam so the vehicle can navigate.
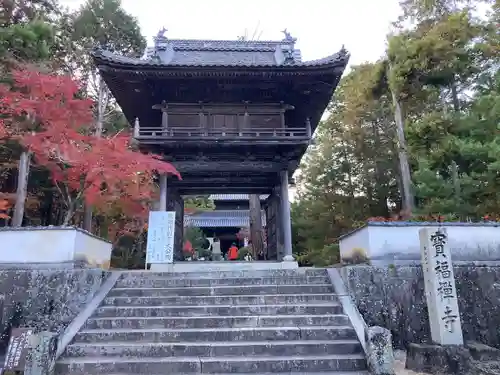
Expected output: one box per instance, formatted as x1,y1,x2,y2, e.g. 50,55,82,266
137,138,310,147
177,186,273,195
171,180,275,188
172,161,284,173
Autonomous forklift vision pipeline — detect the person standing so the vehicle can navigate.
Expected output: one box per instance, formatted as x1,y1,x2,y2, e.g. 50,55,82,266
228,242,239,261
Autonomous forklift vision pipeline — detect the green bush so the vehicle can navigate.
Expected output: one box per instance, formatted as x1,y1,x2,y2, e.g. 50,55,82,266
237,246,252,260
296,243,340,267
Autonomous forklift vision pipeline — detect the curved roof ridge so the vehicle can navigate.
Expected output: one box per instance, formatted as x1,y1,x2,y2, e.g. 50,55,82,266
91,46,349,68
166,38,291,44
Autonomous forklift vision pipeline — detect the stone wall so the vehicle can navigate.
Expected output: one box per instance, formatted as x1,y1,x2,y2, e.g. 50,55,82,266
341,265,500,350
0,266,108,353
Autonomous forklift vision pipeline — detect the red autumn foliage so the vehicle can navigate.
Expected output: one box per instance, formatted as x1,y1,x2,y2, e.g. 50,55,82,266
0,67,180,226
0,199,11,219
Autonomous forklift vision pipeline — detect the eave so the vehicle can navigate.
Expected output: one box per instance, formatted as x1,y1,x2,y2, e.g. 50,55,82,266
91,48,350,77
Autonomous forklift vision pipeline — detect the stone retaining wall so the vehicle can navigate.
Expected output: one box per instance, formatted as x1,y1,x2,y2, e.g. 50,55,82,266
0,266,108,353
340,265,500,349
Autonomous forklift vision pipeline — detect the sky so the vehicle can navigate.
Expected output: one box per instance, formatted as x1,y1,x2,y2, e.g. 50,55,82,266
60,0,403,66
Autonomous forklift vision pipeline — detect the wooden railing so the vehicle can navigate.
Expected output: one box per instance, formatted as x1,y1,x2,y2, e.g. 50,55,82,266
135,126,310,139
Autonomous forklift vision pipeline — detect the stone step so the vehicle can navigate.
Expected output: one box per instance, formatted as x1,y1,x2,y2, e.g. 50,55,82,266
108,284,334,297
115,275,330,288
74,326,358,343
102,293,338,307
93,303,343,318
119,268,328,280
84,314,351,330
64,339,363,358
56,353,366,374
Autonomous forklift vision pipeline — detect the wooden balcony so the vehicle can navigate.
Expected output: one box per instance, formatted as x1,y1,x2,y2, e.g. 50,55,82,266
134,124,311,144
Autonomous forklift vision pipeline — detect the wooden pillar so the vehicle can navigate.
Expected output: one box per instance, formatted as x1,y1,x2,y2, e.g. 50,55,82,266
280,170,294,261
249,194,264,259
242,101,249,135
133,117,140,138
167,191,184,261
152,101,169,134
161,102,168,131
280,102,286,128
159,174,167,211
265,190,281,261
198,102,205,129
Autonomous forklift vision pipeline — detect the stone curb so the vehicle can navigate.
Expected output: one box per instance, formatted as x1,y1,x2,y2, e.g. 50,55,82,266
55,271,122,359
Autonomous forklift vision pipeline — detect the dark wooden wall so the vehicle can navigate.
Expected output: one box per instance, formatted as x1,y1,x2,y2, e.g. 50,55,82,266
167,103,285,130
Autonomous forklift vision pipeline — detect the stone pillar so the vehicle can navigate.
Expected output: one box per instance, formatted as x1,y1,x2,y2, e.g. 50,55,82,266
24,331,58,375
419,228,463,345
159,174,167,211
366,326,395,375
280,170,294,262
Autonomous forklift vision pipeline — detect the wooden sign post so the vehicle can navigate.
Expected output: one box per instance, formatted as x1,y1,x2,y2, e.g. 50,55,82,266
2,328,34,373
146,211,176,265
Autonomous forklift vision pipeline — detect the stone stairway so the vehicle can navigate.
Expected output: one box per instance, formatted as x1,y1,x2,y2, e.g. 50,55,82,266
56,268,368,374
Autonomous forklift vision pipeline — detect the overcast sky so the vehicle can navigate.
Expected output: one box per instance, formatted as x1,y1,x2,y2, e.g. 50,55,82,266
60,0,402,66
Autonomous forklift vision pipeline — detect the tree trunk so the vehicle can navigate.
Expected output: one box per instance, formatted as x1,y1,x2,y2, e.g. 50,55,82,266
450,81,460,112
391,88,414,216
83,208,92,232
11,151,31,227
83,75,106,231
450,80,461,205
63,206,74,226
249,194,264,259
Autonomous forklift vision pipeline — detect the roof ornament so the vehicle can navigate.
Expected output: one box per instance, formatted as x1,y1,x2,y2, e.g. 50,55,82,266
156,27,167,40
153,27,168,54
339,44,349,58
281,28,296,43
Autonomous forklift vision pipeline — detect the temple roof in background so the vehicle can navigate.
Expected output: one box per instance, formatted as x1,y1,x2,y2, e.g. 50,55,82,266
208,194,269,201
184,210,266,228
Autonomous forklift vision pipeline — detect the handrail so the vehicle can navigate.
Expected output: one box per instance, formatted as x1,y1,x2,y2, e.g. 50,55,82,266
136,126,309,138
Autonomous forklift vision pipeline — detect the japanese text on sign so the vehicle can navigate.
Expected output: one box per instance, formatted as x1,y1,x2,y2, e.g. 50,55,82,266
146,211,176,264
419,227,463,345
3,328,34,371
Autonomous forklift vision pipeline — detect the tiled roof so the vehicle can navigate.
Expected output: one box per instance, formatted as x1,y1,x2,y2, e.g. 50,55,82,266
184,210,266,228
209,194,269,201
91,37,348,68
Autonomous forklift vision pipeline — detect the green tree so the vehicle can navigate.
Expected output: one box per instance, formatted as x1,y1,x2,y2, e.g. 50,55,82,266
184,196,215,211
293,0,500,265
0,0,63,226
292,62,401,265
67,0,146,230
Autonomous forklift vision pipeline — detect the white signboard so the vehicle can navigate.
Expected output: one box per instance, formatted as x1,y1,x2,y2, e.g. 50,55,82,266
146,211,176,264
419,228,463,345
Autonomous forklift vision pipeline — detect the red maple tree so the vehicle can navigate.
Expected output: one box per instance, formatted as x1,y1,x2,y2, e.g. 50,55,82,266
0,67,180,228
